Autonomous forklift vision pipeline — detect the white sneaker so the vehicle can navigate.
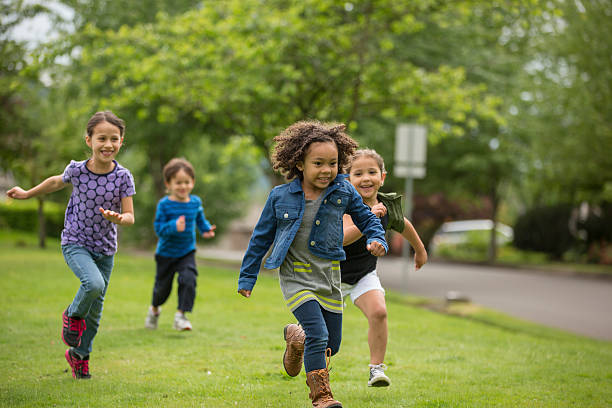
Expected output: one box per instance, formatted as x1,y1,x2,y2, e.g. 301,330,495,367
173,312,192,331
368,363,391,387
145,307,160,329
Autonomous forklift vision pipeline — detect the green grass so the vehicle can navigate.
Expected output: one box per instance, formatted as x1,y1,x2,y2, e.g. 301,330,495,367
1,231,612,407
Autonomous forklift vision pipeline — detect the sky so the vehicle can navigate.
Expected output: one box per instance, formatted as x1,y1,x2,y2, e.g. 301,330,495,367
7,1,74,47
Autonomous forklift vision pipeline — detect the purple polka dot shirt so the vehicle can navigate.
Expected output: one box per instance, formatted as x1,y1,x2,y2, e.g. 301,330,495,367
61,160,136,255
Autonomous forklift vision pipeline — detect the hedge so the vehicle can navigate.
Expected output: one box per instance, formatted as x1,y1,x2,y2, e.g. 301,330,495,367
0,200,64,238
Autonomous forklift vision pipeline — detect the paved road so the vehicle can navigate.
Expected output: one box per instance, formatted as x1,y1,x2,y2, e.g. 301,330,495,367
377,258,612,341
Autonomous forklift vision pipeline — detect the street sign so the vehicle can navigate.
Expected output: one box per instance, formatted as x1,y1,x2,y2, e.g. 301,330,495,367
394,124,427,179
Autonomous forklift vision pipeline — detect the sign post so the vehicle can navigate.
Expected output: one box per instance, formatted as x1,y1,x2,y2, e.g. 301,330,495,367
394,124,427,285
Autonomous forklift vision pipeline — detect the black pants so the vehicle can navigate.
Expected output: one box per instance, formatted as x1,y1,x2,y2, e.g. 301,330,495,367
152,250,198,312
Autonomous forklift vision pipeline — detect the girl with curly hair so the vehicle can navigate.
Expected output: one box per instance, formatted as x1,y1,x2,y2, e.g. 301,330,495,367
238,120,388,407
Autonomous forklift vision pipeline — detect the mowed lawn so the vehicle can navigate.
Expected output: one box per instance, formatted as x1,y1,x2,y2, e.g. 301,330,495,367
1,233,611,407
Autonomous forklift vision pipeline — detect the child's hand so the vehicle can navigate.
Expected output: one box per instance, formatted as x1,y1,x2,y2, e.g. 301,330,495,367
371,202,387,218
6,187,28,199
202,224,217,239
176,215,186,232
367,240,386,257
99,207,124,224
238,289,251,298
415,248,428,270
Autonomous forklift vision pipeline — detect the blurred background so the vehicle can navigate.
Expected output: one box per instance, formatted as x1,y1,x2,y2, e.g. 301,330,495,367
1,0,611,270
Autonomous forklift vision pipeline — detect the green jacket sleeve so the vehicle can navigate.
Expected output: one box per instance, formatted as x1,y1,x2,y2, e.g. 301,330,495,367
377,192,405,233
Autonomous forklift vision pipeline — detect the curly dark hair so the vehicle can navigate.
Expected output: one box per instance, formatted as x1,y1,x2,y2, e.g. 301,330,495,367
271,120,359,180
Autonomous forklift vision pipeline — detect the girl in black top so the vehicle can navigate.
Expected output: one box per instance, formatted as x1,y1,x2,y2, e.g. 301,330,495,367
341,149,427,387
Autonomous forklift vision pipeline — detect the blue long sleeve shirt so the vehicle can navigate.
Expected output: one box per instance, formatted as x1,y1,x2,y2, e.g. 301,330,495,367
154,195,213,258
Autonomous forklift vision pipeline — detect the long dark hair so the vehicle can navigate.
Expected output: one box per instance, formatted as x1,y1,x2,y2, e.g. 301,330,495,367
86,111,125,138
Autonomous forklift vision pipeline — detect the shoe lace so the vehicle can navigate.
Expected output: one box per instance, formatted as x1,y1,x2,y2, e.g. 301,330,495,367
75,358,89,376
369,363,387,375
69,318,85,333
325,347,332,372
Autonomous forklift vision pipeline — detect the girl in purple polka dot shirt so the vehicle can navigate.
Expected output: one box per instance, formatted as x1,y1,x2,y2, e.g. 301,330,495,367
6,111,136,380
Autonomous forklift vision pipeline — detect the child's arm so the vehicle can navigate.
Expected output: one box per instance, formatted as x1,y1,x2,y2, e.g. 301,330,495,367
238,192,277,297
343,203,387,246
202,225,216,239
100,196,135,226
195,201,215,238
154,201,181,237
342,214,362,245
346,188,388,256
401,217,427,269
6,175,66,199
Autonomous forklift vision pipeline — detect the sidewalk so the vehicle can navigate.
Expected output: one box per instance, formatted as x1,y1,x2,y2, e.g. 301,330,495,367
197,245,612,280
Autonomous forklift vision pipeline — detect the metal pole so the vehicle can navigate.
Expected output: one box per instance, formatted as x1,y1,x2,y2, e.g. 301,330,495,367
402,177,413,289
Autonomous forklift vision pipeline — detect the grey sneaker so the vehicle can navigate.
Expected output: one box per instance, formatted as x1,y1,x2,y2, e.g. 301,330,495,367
173,312,192,331
368,363,390,387
145,307,160,329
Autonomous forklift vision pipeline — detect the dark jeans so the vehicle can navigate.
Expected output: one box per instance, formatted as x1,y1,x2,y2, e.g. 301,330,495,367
292,300,342,372
152,250,198,312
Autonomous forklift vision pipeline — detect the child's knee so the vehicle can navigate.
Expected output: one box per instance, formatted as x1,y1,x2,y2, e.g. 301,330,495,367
178,272,197,288
327,334,342,355
87,277,106,297
370,305,387,322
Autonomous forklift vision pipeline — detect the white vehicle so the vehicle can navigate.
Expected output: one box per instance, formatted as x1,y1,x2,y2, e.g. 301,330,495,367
429,219,513,255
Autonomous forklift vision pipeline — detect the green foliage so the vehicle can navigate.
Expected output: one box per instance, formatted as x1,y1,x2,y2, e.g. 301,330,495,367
513,204,575,259
512,0,612,205
1,238,612,407
121,135,261,246
0,200,64,237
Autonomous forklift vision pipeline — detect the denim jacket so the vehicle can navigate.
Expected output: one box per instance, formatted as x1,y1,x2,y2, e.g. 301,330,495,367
238,174,388,292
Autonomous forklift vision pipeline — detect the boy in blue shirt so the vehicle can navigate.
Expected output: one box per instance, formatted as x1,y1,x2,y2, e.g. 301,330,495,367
145,158,216,331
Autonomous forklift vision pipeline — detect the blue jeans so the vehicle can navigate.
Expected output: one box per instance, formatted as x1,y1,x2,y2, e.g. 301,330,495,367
62,245,114,358
292,300,342,372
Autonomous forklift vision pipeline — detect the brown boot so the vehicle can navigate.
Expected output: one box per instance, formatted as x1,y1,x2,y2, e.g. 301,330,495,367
283,323,305,377
306,368,342,408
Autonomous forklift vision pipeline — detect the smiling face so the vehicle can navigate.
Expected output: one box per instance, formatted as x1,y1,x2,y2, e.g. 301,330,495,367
166,168,195,202
297,141,338,198
348,155,386,206
85,121,123,172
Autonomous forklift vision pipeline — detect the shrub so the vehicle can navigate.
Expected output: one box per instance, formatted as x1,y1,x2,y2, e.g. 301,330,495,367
513,204,575,260
0,200,64,238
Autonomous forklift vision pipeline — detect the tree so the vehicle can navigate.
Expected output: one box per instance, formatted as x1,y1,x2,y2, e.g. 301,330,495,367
512,0,612,205
34,0,526,243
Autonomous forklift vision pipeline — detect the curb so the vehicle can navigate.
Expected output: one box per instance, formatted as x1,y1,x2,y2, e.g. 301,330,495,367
430,257,612,281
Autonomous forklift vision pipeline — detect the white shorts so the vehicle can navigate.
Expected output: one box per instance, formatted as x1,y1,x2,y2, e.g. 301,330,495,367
341,270,385,304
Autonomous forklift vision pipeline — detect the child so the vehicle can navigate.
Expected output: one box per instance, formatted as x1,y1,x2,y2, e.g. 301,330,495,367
145,158,216,331
238,121,388,408
6,111,135,380
341,148,427,387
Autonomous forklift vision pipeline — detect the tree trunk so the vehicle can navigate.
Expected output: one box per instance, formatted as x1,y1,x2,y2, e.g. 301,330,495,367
37,197,46,249
487,187,499,263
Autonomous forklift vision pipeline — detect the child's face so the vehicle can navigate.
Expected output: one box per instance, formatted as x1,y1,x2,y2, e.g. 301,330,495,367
348,156,386,202
166,169,195,202
86,121,123,166
297,141,338,194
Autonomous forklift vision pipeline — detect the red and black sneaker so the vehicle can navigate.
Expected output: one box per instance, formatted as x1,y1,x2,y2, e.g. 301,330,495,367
62,308,86,347
65,349,91,379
